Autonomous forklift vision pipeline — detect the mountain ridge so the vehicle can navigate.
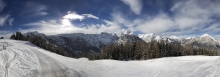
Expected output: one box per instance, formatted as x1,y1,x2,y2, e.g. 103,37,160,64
22,31,220,57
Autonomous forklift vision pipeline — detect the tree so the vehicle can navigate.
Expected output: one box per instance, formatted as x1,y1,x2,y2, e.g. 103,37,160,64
10,33,16,39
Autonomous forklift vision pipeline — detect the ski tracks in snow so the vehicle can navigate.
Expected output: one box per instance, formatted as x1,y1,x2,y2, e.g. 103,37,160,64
4,49,17,77
28,47,67,77
206,57,220,77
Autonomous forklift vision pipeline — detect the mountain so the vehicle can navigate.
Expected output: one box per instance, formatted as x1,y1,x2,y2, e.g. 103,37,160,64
138,33,163,43
48,32,118,56
23,31,220,57
185,34,220,48
24,31,118,57
138,33,220,51
117,30,144,44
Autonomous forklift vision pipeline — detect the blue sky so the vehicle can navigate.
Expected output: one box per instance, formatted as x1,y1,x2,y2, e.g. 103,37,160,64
1,0,220,39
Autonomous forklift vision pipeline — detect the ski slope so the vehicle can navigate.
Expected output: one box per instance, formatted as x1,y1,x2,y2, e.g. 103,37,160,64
0,39,220,77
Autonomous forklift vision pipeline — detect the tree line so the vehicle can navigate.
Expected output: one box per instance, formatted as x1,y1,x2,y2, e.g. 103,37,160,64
86,40,217,60
10,32,69,57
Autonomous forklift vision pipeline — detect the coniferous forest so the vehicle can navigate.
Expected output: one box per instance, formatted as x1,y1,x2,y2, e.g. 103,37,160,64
10,32,217,61
86,40,217,60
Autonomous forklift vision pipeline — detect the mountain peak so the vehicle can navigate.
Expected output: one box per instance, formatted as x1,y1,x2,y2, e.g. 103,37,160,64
201,34,212,38
200,34,217,41
169,36,180,39
197,33,220,45
122,29,134,35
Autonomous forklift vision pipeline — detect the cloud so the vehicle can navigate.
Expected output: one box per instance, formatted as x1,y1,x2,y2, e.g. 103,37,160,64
0,0,13,26
20,2,48,17
0,0,6,12
23,19,121,35
64,11,84,21
21,0,220,38
109,0,220,37
136,13,175,33
169,0,220,35
23,11,119,35
64,11,99,21
8,18,14,25
0,14,14,26
121,0,143,15
82,14,99,20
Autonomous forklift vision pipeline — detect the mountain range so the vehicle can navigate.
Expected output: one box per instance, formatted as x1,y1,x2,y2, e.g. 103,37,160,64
24,30,220,57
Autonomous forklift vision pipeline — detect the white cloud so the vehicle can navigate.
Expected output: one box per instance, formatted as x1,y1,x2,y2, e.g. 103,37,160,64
23,11,119,35
82,14,99,20
64,11,84,21
64,11,99,21
168,0,220,36
22,0,220,37
23,19,121,35
21,2,48,17
8,18,14,25
111,0,220,37
136,13,175,34
121,0,143,15
0,14,10,26
0,0,6,12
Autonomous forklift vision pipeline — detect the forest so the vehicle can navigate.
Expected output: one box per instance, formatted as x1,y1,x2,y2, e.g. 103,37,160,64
86,40,217,60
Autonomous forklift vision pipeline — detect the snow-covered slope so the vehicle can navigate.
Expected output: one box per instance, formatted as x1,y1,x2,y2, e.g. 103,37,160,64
1,39,220,77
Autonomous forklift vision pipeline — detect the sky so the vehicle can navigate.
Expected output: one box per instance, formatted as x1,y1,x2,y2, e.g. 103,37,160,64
0,0,220,39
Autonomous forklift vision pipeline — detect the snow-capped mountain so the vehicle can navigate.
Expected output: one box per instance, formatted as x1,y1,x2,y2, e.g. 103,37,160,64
23,31,220,57
185,34,220,48
23,31,118,57
138,33,163,43
138,33,220,49
117,30,144,44
48,32,118,54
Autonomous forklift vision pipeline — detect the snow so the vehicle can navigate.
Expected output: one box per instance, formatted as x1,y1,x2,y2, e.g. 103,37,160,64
0,39,220,77
200,34,219,43
122,29,134,35
169,36,180,40
138,33,157,43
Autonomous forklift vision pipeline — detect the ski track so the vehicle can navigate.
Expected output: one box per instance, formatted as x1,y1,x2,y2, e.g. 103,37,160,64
206,57,220,77
4,49,17,77
28,47,66,77
188,61,207,77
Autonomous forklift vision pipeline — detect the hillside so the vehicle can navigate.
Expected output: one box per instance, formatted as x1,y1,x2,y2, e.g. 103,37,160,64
0,39,220,77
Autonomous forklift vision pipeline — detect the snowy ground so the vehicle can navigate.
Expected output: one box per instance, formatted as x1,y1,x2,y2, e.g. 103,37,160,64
0,39,220,77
